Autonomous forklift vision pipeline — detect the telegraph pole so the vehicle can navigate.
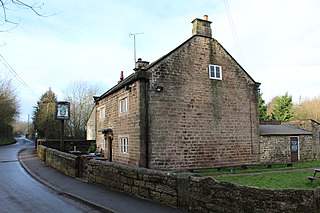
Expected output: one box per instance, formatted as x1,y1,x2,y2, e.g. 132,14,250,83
129,32,144,63
27,114,30,138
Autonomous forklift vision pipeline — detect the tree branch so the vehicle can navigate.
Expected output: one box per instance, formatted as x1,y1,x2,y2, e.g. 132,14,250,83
0,0,53,31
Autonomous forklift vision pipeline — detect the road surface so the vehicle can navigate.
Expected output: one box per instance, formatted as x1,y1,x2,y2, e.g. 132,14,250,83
0,136,101,213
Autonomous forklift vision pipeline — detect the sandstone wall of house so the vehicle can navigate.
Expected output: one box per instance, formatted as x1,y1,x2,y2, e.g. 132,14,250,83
95,80,144,167
86,106,96,140
259,135,314,163
37,146,318,213
147,36,260,170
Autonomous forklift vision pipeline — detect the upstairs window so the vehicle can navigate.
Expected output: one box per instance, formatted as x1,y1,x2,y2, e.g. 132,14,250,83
99,107,105,119
120,137,128,154
209,65,222,80
119,97,128,114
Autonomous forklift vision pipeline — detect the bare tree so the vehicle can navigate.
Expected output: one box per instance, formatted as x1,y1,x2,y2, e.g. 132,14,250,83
0,0,50,30
63,80,102,139
293,97,320,122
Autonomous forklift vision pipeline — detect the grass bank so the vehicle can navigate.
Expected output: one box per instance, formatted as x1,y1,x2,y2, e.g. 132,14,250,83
192,161,320,189
214,170,320,189
0,138,15,146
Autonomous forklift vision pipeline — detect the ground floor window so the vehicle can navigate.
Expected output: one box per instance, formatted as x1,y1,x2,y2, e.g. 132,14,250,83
120,137,128,154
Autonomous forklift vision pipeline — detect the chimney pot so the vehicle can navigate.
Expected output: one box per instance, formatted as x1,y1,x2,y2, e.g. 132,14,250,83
203,15,208,20
119,71,124,82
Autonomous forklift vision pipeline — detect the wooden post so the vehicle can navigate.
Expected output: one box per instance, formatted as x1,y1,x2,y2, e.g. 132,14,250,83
60,119,65,151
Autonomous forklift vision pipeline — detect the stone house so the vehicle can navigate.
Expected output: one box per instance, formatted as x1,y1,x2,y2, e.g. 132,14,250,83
90,16,261,170
259,120,320,164
86,106,96,141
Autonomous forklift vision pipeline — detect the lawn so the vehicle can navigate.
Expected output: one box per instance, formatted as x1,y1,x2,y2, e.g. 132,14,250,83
191,161,320,189
214,170,320,189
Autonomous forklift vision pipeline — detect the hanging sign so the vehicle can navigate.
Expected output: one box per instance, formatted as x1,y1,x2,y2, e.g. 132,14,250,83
55,101,70,120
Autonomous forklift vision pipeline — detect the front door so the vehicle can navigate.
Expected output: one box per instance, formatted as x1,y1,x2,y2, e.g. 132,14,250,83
290,137,299,162
107,136,113,162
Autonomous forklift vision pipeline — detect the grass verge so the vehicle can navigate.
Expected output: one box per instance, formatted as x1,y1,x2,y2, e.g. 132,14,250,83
214,170,320,189
0,138,15,146
191,161,320,189
193,161,320,176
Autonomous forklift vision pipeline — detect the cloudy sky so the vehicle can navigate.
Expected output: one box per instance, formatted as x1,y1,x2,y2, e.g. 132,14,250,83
0,0,319,121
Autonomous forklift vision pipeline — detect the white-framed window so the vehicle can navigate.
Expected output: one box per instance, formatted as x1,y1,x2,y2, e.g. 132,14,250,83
120,137,128,154
119,97,128,114
99,107,105,119
209,64,222,80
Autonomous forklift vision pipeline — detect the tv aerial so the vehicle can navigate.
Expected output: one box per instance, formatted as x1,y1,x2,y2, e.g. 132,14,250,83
129,32,144,64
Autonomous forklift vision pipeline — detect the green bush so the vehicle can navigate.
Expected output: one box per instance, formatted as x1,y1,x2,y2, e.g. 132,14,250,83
87,144,96,154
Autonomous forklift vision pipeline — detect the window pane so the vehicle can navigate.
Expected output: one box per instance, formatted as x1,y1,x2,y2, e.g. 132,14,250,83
120,138,128,154
121,142,123,153
125,138,128,153
211,70,215,78
209,65,215,78
120,98,128,113
216,67,221,79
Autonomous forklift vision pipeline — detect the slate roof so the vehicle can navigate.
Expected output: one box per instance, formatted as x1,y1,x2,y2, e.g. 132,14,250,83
259,124,312,136
95,72,138,102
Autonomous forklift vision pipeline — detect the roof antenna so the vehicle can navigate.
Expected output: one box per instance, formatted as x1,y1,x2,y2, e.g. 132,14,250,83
129,32,144,64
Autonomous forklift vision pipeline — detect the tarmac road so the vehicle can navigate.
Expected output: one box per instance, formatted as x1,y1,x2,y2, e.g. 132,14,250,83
7,136,186,213
0,136,101,213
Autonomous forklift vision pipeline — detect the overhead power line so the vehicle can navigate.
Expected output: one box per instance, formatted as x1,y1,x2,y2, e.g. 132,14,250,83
224,0,244,64
0,54,39,98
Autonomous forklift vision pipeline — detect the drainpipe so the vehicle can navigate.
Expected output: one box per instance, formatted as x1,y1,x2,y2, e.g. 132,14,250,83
144,79,150,168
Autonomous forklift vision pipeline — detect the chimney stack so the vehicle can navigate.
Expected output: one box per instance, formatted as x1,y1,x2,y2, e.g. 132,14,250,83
134,58,150,71
191,15,212,38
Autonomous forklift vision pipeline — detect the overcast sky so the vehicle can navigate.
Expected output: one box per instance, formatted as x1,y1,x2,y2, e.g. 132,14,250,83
0,0,319,122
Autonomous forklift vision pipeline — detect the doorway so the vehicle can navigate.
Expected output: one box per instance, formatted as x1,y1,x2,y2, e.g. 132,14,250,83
107,136,113,162
102,128,113,162
290,136,299,162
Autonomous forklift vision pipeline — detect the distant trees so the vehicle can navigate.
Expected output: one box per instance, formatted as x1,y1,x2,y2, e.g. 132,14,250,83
0,76,19,141
32,88,60,139
259,92,293,122
31,81,101,140
270,93,293,122
258,92,269,121
293,97,320,122
259,92,320,123
13,121,28,136
63,80,101,139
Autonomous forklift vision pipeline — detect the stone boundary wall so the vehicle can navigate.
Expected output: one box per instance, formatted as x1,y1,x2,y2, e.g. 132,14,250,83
38,146,319,213
37,139,94,153
37,145,46,161
43,146,78,177
184,177,315,213
85,159,179,207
